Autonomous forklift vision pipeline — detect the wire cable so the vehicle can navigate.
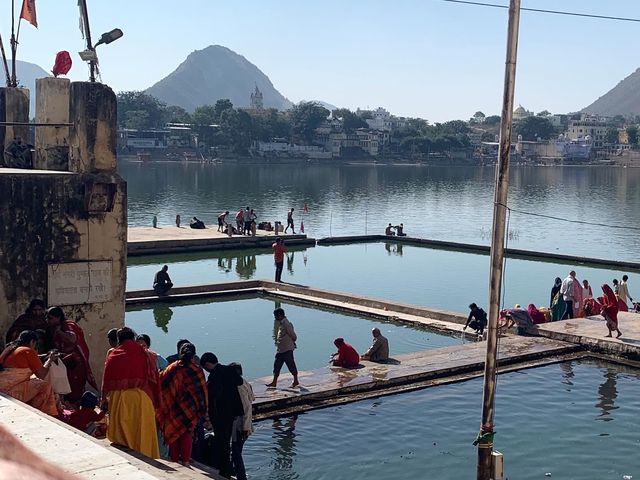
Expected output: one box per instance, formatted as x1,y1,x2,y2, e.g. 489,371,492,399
439,0,640,23
496,203,640,231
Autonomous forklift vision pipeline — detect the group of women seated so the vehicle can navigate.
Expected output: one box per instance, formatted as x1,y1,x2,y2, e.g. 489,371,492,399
0,300,96,416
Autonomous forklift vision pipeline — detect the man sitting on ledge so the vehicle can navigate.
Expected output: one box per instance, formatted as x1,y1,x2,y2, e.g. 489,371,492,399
361,328,389,362
153,265,173,295
331,338,360,368
385,223,395,236
190,217,206,229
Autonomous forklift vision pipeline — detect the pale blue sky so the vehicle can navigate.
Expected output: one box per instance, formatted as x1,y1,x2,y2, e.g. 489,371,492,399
6,0,640,121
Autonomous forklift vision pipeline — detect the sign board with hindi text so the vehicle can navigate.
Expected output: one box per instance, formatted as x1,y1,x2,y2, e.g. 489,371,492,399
47,261,113,306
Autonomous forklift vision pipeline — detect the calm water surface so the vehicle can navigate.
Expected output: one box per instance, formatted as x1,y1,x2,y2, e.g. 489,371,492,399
125,296,457,379
120,162,640,261
127,243,640,314
244,359,640,479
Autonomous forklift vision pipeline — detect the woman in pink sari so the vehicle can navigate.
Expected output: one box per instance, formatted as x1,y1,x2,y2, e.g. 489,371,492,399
527,304,547,324
0,330,59,416
45,307,97,402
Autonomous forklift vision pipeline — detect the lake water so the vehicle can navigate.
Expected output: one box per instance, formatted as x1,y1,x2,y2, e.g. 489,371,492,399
125,296,458,379
243,359,640,479
127,242,639,315
120,162,640,261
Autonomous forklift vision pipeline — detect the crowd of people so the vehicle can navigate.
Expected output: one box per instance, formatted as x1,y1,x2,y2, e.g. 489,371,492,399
0,302,390,478
465,271,636,340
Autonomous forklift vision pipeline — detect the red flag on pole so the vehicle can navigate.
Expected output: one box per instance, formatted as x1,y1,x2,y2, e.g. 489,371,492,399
20,0,38,28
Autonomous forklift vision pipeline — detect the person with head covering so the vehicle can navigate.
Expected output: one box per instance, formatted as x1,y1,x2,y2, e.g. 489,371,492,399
102,327,160,459
550,277,566,321
0,330,59,416
331,338,360,368
361,328,390,362
5,299,47,350
601,284,622,339
527,304,547,324
45,307,97,402
159,342,208,467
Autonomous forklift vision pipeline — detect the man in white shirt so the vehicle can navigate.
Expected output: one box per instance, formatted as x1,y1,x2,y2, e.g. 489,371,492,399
560,271,577,319
618,275,633,308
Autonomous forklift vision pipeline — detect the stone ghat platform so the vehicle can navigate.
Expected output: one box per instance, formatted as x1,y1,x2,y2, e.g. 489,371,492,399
128,226,315,256
250,336,582,418
317,234,640,271
0,394,223,479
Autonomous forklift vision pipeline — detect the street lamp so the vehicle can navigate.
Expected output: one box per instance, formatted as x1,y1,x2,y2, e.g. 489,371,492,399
78,28,123,82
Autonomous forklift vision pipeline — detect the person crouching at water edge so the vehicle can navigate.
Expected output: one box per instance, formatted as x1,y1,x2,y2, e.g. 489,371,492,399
331,338,360,368
361,328,389,362
101,327,161,459
464,303,488,336
266,308,299,388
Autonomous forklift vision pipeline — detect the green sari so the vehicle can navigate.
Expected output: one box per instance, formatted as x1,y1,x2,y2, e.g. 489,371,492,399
551,291,566,321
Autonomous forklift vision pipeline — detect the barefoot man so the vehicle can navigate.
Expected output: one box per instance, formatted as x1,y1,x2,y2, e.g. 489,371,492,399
266,308,299,388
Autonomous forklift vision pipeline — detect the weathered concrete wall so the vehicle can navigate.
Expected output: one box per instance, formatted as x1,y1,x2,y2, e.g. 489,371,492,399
69,82,117,173
0,171,127,380
35,78,70,171
0,87,29,165
0,80,127,382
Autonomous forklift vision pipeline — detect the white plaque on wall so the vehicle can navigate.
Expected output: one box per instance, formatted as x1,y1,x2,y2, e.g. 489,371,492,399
47,261,113,306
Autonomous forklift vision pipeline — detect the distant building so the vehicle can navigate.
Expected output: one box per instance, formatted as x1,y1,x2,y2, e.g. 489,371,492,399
358,107,408,131
250,85,264,110
513,105,533,122
567,114,610,148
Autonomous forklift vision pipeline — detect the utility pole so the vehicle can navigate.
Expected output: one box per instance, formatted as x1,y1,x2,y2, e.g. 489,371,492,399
10,0,17,87
477,1,521,479
79,0,96,82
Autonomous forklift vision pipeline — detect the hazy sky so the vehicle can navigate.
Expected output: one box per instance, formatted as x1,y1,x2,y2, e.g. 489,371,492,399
7,0,640,121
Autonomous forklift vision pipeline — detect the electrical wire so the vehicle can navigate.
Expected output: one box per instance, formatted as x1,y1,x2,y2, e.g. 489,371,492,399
496,203,640,231
439,0,640,23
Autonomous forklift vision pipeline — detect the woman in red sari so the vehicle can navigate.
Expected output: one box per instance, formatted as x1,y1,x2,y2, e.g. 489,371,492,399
159,343,207,466
601,284,622,338
45,307,97,402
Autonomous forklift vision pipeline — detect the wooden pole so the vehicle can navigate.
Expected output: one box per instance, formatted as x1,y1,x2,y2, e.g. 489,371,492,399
10,0,17,86
0,33,11,86
477,1,521,479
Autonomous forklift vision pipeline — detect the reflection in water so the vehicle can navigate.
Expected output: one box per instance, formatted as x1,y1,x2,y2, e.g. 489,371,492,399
286,252,294,274
596,369,618,421
153,305,174,333
270,415,299,477
560,362,574,391
384,242,403,257
236,254,257,279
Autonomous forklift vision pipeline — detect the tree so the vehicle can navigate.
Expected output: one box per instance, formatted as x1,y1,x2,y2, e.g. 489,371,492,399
604,127,619,145
165,105,191,124
116,91,167,129
626,125,639,146
333,108,368,133
537,110,551,117
514,116,555,141
484,115,501,126
480,132,495,142
214,99,234,122
471,111,486,123
291,102,329,144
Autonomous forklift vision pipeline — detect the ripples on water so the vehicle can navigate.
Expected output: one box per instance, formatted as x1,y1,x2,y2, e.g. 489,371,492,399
120,163,640,261
244,360,640,479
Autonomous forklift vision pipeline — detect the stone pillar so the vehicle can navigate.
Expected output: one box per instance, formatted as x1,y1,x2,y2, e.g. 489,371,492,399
69,82,117,173
35,78,70,170
0,87,29,166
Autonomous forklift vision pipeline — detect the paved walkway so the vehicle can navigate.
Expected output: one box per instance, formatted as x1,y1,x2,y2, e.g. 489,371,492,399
534,311,640,357
250,336,579,416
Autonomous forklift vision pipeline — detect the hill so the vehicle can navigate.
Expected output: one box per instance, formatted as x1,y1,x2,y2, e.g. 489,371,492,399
145,45,292,112
582,68,640,116
12,60,50,114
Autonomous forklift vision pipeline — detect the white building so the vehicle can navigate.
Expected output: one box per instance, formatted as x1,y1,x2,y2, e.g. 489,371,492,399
513,105,533,122
567,114,609,148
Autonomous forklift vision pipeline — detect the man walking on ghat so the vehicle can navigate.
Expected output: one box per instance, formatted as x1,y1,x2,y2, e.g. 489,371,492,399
284,208,295,234
272,237,286,283
266,308,299,388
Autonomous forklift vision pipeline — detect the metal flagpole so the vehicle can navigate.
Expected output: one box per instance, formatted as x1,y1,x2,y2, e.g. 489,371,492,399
10,0,17,86
0,33,11,86
79,0,96,81
477,1,521,479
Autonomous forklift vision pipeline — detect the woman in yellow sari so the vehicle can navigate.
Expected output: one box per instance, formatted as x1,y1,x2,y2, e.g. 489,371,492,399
101,327,160,459
0,330,59,416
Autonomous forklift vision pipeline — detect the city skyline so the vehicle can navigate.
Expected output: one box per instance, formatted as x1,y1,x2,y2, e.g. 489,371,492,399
5,0,640,121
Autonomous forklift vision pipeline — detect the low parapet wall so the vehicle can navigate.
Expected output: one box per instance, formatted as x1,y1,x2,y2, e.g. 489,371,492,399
317,235,640,271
